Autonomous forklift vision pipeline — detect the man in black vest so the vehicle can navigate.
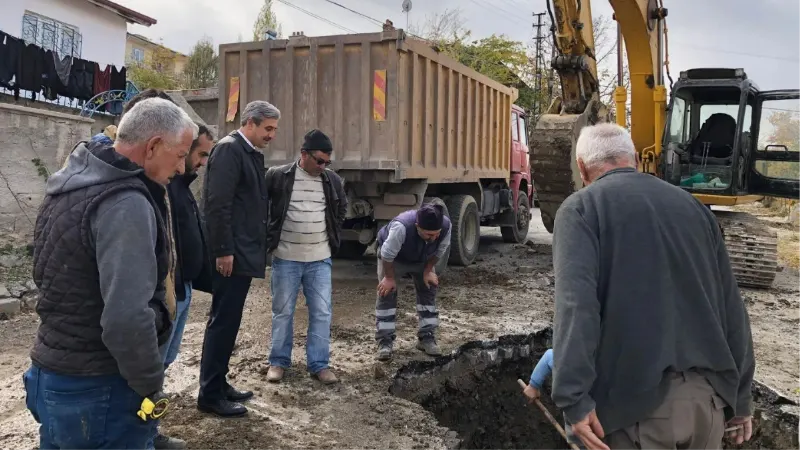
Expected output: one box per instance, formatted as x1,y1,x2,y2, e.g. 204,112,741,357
374,203,452,361
198,100,280,417
24,97,197,449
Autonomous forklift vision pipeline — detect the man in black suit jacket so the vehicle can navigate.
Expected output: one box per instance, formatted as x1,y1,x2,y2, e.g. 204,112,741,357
198,100,281,417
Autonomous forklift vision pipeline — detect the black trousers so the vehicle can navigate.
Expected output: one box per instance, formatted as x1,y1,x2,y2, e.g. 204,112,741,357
198,272,253,402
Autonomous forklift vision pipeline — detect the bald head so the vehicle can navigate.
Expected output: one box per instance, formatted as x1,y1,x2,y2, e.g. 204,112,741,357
575,123,638,185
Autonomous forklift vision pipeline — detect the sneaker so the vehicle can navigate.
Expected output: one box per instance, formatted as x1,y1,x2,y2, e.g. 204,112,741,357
313,368,339,385
376,342,393,361
154,433,187,449
416,337,442,356
267,366,284,383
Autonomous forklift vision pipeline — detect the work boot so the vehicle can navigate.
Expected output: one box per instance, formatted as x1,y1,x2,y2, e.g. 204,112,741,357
312,368,339,385
416,337,442,356
154,433,187,449
376,341,393,361
267,366,284,383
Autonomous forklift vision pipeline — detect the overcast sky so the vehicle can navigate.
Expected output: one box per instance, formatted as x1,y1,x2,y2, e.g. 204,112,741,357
125,0,800,90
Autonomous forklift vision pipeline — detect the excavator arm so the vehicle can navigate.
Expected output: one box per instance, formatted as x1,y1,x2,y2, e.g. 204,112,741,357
531,0,667,232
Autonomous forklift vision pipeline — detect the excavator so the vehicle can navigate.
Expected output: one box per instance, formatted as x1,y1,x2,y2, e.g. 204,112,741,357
530,0,800,289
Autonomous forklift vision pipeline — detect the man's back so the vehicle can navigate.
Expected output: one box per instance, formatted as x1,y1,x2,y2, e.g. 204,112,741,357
551,167,754,434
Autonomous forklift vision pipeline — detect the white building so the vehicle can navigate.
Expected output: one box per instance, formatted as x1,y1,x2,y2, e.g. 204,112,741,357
0,0,156,68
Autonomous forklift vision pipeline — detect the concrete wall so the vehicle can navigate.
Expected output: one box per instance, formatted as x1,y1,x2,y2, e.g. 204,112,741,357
1,0,128,67
175,88,219,128
0,93,116,136
0,103,94,237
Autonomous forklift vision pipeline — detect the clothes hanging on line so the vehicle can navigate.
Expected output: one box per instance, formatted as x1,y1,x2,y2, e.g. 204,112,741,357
0,27,128,107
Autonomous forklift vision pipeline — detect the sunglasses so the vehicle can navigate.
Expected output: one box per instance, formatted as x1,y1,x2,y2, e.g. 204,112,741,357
305,151,332,167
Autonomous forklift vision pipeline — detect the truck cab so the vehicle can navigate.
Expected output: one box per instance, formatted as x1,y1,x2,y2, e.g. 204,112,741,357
662,68,800,201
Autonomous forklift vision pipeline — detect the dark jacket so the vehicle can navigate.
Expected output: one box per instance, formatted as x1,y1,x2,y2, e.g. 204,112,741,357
202,132,269,278
31,141,172,397
551,167,754,434
264,161,347,255
167,172,213,300
376,209,452,264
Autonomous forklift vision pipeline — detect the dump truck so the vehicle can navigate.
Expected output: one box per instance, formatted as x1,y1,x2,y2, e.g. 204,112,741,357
217,29,533,271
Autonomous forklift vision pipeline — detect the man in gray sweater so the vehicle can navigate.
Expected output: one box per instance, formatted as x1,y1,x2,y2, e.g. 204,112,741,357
551,123,755,450
24,98,197,449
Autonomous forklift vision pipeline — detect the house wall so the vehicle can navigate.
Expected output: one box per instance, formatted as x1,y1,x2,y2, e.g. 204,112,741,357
0,103,95,237
125,35,187,77
0,0,128,68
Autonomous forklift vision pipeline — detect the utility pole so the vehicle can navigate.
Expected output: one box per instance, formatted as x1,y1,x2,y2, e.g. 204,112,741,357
532,12,546,119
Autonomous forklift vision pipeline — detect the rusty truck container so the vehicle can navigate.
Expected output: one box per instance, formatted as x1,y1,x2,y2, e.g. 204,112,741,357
217,29,517,182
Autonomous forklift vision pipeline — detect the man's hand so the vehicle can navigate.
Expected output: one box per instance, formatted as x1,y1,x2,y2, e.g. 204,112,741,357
522,384,541,404
423,271,439,288
726,416,753,445
216,255,234,277
377,277,396,297
572,410,609,450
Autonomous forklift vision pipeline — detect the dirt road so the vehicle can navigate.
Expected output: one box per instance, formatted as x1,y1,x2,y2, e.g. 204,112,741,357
0,207,797,448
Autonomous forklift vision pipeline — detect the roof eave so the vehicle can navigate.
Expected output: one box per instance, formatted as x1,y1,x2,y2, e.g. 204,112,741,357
85,0,157,27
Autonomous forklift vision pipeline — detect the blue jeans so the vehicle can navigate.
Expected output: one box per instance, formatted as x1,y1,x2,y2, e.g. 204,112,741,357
23,365,157,449
163,282,192,368
268,257,333,374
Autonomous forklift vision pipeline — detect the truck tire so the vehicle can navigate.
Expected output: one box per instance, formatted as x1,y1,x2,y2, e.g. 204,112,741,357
445,194,480,266
336,241,369,259
501,191,531,243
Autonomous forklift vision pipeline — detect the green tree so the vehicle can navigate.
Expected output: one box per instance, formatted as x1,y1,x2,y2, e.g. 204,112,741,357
253,0,282,41
183,36,218,89
128,42,180,90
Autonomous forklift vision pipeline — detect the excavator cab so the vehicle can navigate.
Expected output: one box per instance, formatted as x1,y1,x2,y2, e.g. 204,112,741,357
663,68,799,200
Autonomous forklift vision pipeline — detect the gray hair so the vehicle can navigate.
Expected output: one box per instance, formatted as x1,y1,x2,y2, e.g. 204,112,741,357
575,123,636,168
240,100,281,126
116,98,199,146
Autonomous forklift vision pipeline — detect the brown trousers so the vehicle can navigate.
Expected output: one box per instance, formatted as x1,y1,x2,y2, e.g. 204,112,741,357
605,372,727,449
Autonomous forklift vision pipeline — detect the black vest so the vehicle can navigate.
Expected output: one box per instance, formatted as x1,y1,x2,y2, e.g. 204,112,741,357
30,148,172,376
376,209,452,264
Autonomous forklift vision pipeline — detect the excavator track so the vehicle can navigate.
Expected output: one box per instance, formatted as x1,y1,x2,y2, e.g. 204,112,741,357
714,211,778,289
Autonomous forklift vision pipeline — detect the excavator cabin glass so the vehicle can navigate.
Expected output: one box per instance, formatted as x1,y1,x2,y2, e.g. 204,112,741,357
663,85,752,194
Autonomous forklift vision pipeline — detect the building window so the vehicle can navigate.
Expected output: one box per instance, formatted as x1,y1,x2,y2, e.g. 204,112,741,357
21,11,82,57
132,47,145,64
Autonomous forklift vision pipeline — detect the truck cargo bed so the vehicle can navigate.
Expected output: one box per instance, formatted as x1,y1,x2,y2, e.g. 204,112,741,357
218,30,517,183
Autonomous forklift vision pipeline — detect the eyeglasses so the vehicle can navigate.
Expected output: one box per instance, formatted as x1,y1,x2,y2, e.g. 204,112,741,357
305,151,332,167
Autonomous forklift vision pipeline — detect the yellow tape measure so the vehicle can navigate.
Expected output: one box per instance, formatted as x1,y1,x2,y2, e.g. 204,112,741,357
137,396,170,421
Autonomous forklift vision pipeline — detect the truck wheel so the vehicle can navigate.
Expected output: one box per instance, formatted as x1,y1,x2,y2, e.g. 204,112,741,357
336,241,369,259
445,194,480,266
500,191,531,243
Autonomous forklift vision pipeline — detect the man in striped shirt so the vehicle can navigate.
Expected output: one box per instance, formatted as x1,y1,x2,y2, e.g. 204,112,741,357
263,129,347,385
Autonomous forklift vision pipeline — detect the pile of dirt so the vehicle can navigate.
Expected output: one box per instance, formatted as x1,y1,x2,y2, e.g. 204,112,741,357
390,330,566,449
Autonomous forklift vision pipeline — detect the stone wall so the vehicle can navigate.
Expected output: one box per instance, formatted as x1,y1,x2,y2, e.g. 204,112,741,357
0,93,116,136
172,88,218,128
0,103,95,238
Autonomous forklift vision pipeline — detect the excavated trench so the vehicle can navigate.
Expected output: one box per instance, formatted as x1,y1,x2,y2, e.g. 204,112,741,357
390,328,800,450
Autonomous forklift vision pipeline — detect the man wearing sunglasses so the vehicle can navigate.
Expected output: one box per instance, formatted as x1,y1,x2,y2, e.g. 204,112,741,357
263,129,347,384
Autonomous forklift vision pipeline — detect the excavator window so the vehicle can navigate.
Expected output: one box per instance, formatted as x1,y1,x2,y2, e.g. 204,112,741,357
753,97,800,182
664,86,752,192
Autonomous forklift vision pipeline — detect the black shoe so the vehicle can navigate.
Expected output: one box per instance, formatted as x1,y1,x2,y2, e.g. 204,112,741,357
154,433,187,449
197,399,248,418
224,384,254,402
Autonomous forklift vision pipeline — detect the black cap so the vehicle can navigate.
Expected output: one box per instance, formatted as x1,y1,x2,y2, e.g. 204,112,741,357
302,129,333,154
416,203,444,231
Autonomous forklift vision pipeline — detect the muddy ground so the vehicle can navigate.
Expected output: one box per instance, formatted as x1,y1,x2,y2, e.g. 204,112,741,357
0,207,797,448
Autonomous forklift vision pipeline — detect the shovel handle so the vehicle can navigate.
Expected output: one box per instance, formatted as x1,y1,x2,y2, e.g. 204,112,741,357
517,379,581,450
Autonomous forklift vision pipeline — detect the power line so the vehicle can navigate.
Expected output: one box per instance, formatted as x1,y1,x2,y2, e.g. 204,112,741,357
670,40,800,63
321,0,383,26
275,0,357,33
467,0,528,27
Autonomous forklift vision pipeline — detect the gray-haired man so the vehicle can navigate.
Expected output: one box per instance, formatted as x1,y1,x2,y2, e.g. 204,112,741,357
198,100,281,417
24,98,197,449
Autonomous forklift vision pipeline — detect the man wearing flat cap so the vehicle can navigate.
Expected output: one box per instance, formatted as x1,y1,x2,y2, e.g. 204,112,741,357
263,129,347,385
374,202,451,361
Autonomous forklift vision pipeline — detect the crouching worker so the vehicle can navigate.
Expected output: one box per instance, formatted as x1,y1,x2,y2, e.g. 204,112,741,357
522,349,585,449
374,203,451,361
23,98,198,449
